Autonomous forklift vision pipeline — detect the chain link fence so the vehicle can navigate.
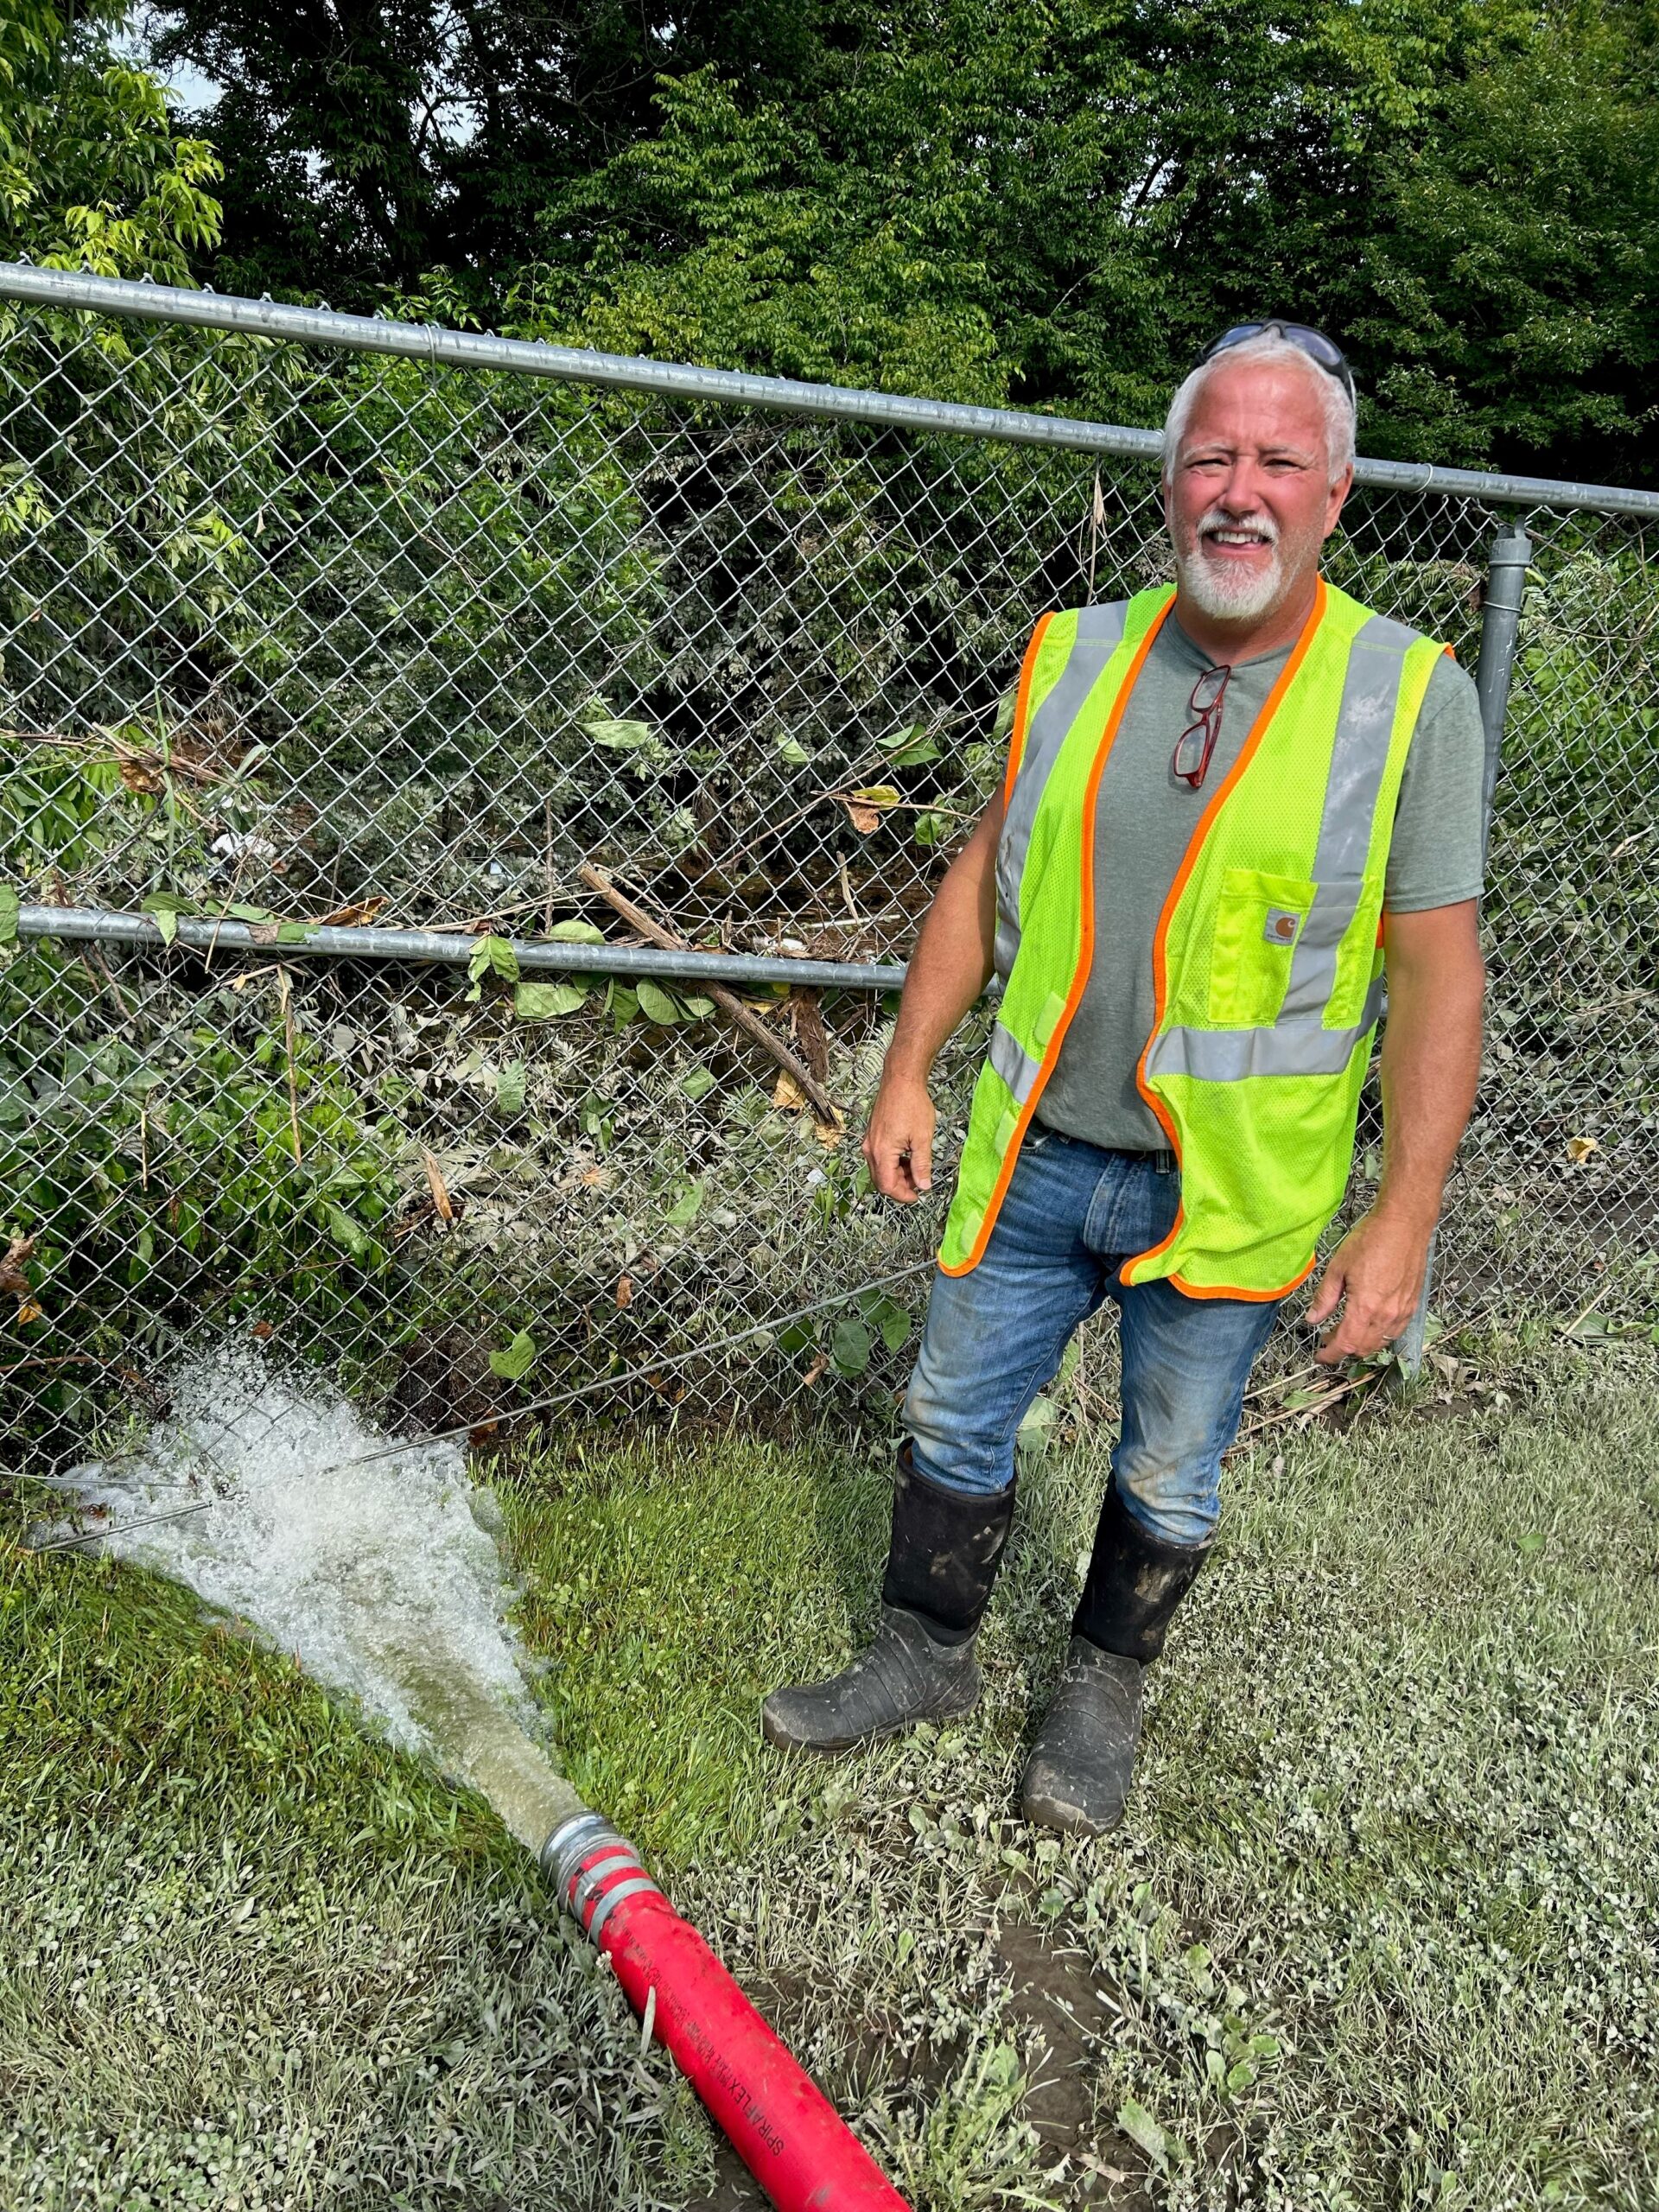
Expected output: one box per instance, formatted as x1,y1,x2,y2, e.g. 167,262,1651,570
3,270,1656,1478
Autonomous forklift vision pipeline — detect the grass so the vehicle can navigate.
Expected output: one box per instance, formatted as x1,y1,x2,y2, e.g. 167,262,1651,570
3,1345,1658,2209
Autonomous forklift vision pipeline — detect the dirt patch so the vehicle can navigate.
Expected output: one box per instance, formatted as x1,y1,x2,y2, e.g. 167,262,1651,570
683,2137,765,2209
994,1920,1155,2207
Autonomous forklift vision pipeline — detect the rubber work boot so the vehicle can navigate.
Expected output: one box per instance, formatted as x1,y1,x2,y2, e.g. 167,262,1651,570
761,1446,1015,1756
1020,1480,1211,1837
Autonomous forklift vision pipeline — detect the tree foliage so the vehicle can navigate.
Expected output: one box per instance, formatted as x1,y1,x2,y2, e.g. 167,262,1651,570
20,0,1659,475
524,0,1657,477
0,0,220,279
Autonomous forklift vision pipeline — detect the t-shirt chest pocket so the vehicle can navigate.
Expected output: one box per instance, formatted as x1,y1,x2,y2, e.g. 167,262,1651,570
1207,867,1316,1027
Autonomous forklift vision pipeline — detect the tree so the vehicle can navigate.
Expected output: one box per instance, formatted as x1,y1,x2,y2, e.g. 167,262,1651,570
128,0,1658,479
0,0,220,279
149,0,833,304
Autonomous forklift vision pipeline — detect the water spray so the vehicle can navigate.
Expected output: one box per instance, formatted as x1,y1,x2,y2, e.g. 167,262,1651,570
35,1349,913,2211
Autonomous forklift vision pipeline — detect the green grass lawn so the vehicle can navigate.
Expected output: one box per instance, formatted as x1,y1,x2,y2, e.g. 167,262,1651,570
3,1349,1657,2209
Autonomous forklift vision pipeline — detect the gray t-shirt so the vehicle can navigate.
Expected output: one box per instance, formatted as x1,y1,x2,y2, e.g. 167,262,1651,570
1033,613,1486,1154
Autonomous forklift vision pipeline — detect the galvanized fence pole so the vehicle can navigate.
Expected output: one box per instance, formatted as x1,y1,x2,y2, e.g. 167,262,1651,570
1396,516,1534,1378
1473,522,1535,855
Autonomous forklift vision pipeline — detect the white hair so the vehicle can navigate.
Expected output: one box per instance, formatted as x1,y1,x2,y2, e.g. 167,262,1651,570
1161,331,1357,485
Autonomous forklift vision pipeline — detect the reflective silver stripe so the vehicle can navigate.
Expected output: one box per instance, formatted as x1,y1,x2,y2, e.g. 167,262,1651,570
1146,976,1386,1082
584,1875,662,1942
1278,614,1419,1024
995,601,1133,981
570,1847,640,1916
988,1019,1042,1104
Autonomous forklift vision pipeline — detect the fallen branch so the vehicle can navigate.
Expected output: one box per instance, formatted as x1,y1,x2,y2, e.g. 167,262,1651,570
4,726,237,791
577,862,843,1128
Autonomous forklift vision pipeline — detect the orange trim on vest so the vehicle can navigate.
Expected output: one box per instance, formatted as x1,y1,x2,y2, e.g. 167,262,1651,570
941,596,1176,1279
1169,1254,1319,1303
1120,581,1330,1300
1001,611,1055,807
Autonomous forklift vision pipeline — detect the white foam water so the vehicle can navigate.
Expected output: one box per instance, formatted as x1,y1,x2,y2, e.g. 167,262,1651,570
52,1345,583,1852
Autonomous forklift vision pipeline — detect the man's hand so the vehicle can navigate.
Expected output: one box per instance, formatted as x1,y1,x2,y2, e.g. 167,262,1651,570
863,1071,937,1203
1304,1206,1433,1363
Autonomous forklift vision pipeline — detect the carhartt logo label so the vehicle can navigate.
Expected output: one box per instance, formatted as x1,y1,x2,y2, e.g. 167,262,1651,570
1264,907,1301,946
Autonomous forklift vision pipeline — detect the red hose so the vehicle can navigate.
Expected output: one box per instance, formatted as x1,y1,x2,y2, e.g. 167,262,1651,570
547,1818,911,2212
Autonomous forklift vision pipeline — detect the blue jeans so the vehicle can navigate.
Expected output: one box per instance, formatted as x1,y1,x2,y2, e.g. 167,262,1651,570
902,1128,1282,1548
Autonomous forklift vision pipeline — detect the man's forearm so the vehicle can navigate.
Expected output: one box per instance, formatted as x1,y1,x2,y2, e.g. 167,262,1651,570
884,804,1001,1082
863,800,1001,1200
1306,900,1483,1360
1374,935,1484,1230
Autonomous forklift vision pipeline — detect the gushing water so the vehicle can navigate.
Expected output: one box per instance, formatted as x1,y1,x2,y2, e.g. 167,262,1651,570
48,1346,583,1853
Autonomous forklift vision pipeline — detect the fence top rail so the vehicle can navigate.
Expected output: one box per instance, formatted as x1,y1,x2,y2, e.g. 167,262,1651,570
4,263,1657,523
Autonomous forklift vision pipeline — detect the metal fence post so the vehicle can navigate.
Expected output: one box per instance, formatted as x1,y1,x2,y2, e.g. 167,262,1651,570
1397,517,1534,1377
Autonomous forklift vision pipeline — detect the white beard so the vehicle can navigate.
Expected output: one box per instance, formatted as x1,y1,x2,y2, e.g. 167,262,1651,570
1176,541,1287,621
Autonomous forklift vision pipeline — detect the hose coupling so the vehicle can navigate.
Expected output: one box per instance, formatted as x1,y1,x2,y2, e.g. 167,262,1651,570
541,1810,662,1944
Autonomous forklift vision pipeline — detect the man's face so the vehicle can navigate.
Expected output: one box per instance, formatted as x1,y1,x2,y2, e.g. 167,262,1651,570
1164,359,1353,626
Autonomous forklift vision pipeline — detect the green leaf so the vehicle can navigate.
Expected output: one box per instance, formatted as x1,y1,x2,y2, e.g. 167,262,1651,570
275,921,315,944
774,734,810,766
877,721,926,753
546,918,606,944
0,884,16,951
830,1317,873,1376
665,1179,704,1225
142,889,196,945
323,1204,371,1260
877,1302,912,1352
488,1329,537,1381
912,810,946,846
515,980,588,1020
888,734,941,768
681,995,715,1018
465,932,519,1001
494,1059,526,1115
1516,1531,1546,1556
992,688,1018,744
607,982,639,1026
857,1291,912,1351
584,717,654,749
636,978,681,1024
1116,2099,1172,2168
1016,1395,1059,1453
680,1065,717,1101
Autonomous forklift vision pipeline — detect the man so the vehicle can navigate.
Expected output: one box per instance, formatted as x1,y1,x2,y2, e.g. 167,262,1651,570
761,322,1487,1836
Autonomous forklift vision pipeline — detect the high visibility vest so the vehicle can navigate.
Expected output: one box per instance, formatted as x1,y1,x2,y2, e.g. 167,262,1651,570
938,578,1448,1298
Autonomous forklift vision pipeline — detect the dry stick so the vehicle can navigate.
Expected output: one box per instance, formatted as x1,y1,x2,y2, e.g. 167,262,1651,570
276,966,303,1166
577,862,843,1128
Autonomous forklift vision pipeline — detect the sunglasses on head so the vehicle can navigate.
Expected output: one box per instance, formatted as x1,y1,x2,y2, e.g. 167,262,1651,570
1200,321,1356,405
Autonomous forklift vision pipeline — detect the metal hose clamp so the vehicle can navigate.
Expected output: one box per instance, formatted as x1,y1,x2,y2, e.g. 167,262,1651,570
540,1811,662,1942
